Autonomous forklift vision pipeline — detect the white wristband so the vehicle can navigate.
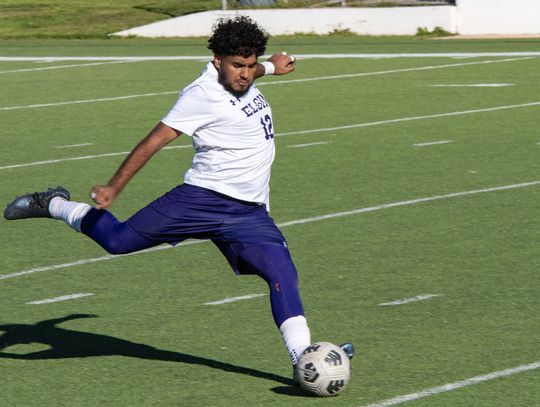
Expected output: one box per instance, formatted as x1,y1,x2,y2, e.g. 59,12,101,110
261,61,275,75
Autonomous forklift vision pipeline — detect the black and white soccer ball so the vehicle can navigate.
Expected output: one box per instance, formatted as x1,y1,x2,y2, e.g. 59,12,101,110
296,342,351,397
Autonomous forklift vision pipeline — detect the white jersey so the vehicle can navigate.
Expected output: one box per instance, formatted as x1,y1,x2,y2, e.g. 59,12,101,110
161,62,275,209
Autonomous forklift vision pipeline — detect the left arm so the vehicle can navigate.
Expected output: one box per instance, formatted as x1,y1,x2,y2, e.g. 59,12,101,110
255,52,296,79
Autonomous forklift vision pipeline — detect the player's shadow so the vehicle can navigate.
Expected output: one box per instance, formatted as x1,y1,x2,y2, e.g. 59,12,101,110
0,314,296,388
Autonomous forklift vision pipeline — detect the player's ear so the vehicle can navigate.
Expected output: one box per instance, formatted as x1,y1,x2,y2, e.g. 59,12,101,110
213,55,222,70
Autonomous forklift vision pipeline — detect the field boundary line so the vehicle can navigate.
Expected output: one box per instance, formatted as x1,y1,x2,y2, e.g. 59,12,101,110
0,57,532,111
0,60,137,75
1,53,540,62
26,293,94,305
204,294,267,305
258,57,533,86
0,145,190,171
277,101,540,136
362,360,540,407
378,294,441,306
1,179,539,281
0,90,179,111
2,100,539,171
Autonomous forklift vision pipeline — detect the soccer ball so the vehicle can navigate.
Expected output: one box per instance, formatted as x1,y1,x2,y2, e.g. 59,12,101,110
295,342,351,397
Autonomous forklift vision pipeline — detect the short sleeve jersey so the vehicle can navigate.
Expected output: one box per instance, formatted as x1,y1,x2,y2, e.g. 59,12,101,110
161,62,275,209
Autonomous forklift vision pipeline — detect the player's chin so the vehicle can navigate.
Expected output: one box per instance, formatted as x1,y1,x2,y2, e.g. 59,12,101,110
230,83,252,97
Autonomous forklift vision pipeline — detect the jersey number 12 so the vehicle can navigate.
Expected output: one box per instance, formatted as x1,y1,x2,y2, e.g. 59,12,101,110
260,114,274,140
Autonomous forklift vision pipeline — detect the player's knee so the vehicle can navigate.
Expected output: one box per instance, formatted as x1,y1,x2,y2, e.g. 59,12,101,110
239,244,299,285
100,238,129,255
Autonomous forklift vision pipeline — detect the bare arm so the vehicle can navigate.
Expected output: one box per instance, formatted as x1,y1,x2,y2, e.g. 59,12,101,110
90,122,181,209
255,52,296,78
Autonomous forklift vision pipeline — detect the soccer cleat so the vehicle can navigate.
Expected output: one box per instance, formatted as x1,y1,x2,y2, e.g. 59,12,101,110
4,186,70,220
339,342,355,360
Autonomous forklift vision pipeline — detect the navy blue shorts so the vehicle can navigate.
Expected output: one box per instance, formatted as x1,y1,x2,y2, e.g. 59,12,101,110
83,184,288,274
81,184,304,325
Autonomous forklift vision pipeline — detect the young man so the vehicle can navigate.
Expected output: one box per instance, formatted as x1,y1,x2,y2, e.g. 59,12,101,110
5,16,353,376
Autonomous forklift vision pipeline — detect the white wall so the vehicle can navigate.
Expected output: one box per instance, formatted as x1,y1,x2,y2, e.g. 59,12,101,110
113,0,540,38
114,7,455,37
456,0,540,35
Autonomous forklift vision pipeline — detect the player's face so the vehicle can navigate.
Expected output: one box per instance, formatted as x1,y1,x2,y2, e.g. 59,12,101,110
214,54,258,97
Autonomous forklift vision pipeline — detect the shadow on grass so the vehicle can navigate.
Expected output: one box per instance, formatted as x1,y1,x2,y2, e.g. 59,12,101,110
0,314,297,388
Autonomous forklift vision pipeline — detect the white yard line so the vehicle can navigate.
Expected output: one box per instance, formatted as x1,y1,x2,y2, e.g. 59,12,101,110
258,57,534,87
277,101,540,137
1,179,539,281
413,140,454,147
1,53,539,62
361,360,540,407
378,294,442,306
0,145,190,171
288,141,329,148
1,100,539,171
276,180,540,227
55,143,94,149
0,57,532,112
428,83,514,87
0,90,179,111
0,60,138,74
204,293,267,305
26,292,94,305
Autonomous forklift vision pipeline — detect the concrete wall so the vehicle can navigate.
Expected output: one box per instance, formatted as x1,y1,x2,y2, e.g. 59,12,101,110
113,0,540,38
114,7,454,37
456,0,540,35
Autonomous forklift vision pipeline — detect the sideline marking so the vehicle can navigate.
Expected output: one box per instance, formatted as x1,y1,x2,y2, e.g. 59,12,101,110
0,90,179,111
413,140,454,147
26,293,94,305
362,360,540,407
0,145,191,171
258,57,533,87
1,53,540,62
55,143,93,149
0,60,137,74
204,293,267,305
378,294,441,306
288,141,329,148
278,101,540,137
0,57,531,111
1,179,539,281
2,100,539,171
429,83,514,88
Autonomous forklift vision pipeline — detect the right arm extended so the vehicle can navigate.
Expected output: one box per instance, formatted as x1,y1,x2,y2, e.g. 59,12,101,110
90,122,181,209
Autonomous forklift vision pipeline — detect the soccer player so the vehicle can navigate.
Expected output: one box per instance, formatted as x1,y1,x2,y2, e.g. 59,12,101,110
4,16,353,377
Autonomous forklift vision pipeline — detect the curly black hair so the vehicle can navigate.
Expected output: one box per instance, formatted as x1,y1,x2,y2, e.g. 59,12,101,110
208,16,268,57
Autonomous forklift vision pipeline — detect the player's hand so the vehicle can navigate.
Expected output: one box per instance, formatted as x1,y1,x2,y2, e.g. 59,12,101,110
267,52,296,75
90,185,120,209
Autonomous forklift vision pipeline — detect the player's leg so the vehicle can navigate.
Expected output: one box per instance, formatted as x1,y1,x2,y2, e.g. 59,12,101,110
4,186,159,254
213,204,312,367
236,242,312,366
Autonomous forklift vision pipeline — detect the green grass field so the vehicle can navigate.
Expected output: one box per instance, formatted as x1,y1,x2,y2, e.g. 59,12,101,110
1,35,539,406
